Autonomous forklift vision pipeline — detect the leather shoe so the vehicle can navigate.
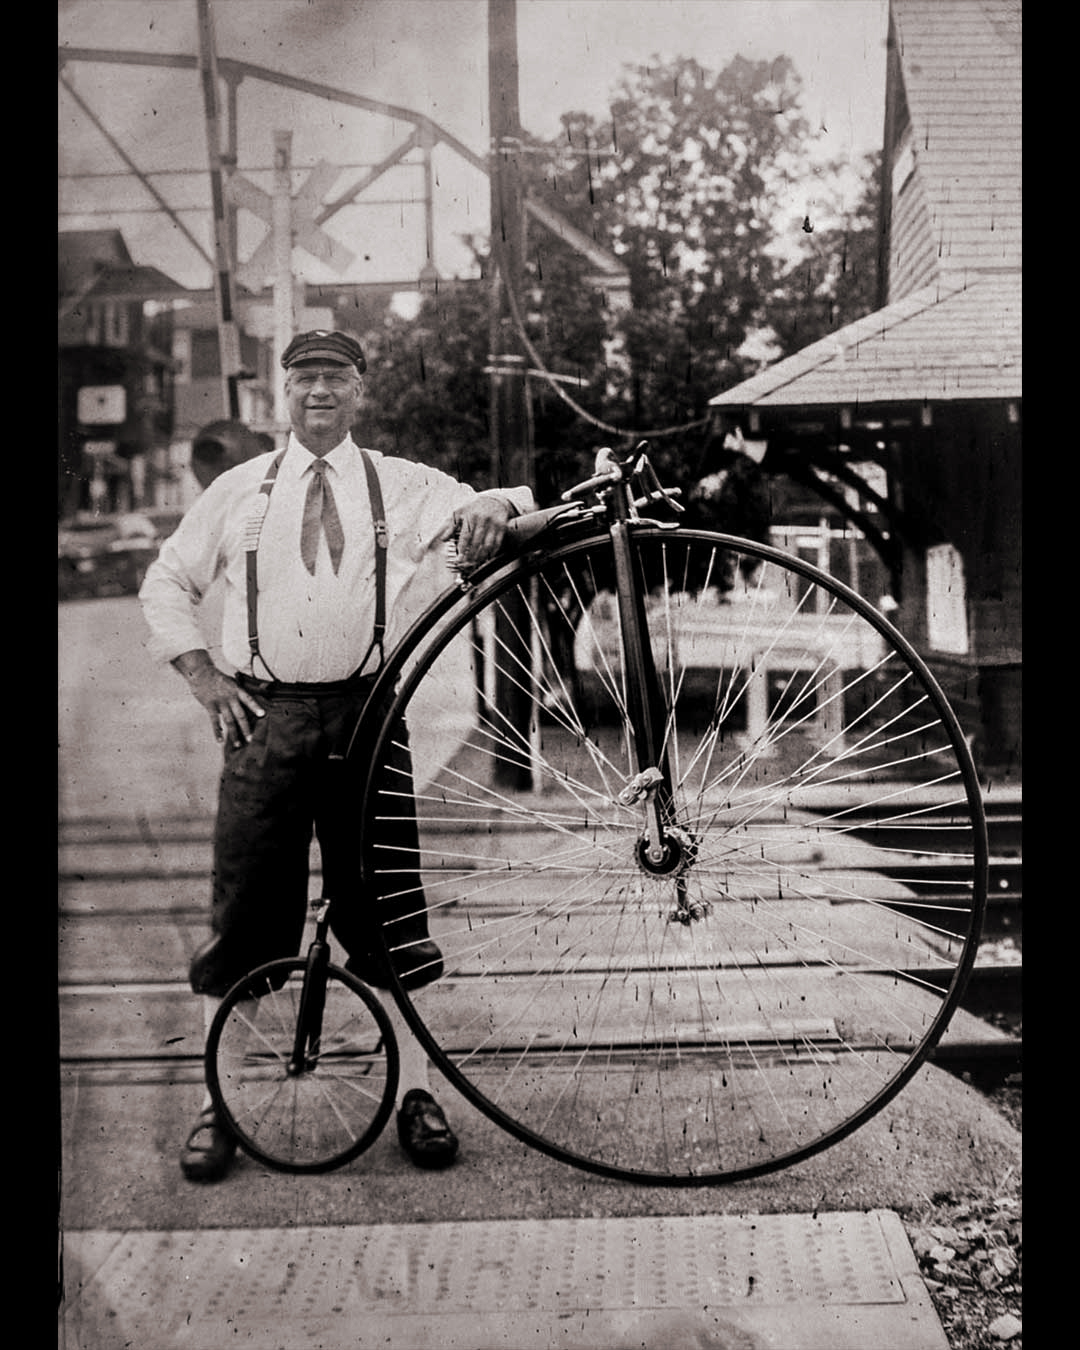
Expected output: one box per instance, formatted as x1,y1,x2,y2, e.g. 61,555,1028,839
396,1090,459,1169
180,1106,238,1183
347,939,444,991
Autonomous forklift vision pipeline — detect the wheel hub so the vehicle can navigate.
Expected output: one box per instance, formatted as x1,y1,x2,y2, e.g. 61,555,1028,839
635,825,695,876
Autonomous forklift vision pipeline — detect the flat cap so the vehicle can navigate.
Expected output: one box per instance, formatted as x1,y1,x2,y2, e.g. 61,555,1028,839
281,330,366,373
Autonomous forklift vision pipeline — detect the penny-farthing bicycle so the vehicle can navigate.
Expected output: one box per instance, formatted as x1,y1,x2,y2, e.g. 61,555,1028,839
207,445,987,1184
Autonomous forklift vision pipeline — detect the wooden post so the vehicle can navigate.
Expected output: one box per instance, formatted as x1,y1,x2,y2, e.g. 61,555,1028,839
488,0,534,789
273,131,296,427
195,0,242,420
488,0,531,493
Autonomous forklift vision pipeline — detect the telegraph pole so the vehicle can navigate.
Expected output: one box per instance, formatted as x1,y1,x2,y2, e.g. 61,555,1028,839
272,130,297,429
488,0,532,493
195,0,243,421
488,0,535,789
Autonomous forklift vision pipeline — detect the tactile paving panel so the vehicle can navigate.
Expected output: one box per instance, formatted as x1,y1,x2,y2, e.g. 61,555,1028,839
355,1212,904,1309
62,1211,944,1350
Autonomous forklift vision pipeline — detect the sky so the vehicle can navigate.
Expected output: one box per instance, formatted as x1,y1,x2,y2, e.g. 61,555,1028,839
59,0,890,290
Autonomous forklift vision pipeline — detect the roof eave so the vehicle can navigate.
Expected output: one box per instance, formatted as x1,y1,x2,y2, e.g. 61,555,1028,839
710,274,1020,411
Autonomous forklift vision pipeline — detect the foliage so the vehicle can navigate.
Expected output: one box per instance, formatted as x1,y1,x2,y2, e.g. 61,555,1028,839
904,1184,1022,1349
360,52,881,532
360,279,492,485
770,151,882,353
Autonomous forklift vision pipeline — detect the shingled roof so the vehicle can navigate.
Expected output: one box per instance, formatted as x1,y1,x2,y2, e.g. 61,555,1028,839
712,271,1020,408
712,0,1021,412
59,229,189,310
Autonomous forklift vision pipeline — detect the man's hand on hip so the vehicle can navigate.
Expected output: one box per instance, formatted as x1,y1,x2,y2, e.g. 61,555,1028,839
172,650,266,747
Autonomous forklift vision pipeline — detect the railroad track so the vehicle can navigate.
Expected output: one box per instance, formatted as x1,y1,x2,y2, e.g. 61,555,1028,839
59,793,1022,1090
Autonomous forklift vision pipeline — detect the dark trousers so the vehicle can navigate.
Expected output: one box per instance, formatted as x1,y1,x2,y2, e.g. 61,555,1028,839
189,684,430,997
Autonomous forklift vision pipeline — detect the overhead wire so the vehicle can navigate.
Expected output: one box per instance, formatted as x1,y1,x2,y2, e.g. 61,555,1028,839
491,233,714,444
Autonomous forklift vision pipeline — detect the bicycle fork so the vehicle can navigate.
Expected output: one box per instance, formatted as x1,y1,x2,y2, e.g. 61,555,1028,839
607,513,707,925
288,899,333,1074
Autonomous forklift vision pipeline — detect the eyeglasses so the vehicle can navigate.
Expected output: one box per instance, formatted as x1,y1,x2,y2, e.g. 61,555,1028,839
288,369,358,391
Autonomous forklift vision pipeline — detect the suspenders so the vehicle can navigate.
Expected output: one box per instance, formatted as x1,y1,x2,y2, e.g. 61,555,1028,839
244,448,388,682
244,451,285,678
358,448,388,674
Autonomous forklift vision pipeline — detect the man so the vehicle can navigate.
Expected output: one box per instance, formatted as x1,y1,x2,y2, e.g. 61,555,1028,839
139,329,533,1182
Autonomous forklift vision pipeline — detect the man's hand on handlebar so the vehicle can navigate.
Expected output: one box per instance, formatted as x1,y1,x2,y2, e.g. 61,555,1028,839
442,496,519,570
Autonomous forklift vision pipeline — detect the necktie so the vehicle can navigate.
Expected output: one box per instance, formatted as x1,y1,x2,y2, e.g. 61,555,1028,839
300,459,345,575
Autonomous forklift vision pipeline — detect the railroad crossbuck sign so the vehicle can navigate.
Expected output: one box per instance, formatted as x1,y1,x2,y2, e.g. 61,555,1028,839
227,161,355,291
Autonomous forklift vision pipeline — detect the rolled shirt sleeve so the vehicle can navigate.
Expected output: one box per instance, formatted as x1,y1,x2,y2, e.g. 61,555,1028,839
139,475,233,666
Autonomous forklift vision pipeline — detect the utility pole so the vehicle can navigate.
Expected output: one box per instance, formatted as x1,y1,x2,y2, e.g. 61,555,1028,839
272,130,297,429
488,0,532,493
488,0,535,789
195,0,243,421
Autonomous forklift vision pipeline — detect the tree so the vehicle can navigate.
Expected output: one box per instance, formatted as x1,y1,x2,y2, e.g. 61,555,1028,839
769,151,882,355
359,277,492,485
526,57,816,419
359,53,880,530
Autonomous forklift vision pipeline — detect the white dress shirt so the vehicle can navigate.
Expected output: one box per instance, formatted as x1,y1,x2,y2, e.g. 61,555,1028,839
139,434,534,683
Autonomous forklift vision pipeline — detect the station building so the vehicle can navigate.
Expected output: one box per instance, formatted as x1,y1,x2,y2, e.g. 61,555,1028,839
709,0,1021,778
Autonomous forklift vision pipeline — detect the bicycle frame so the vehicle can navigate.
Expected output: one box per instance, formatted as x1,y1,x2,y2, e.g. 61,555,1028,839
346,446,714,918
348,447,678,790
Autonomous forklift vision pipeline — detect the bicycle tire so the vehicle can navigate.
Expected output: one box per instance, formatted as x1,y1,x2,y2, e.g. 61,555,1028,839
206,957,400,1174
355,526,988,1185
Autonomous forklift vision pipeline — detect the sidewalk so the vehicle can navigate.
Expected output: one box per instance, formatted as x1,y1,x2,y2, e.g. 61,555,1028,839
59,597,1021,1349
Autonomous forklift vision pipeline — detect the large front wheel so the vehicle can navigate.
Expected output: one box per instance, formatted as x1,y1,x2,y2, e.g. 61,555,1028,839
356,528,987,1185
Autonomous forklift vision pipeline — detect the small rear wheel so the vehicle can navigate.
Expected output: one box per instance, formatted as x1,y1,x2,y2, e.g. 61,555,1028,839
206,958,399,1174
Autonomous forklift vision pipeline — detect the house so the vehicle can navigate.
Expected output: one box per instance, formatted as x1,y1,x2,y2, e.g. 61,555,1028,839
59,229,185,517
709,0,1021,777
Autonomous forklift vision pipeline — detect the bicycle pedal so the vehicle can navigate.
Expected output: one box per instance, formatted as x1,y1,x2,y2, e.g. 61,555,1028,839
667,899,711,925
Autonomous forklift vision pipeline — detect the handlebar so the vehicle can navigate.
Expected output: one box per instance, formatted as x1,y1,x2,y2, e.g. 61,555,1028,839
561,443,685,515
561,444,639,501
453,444,683,577
504,444,683,552
504,501,588,544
